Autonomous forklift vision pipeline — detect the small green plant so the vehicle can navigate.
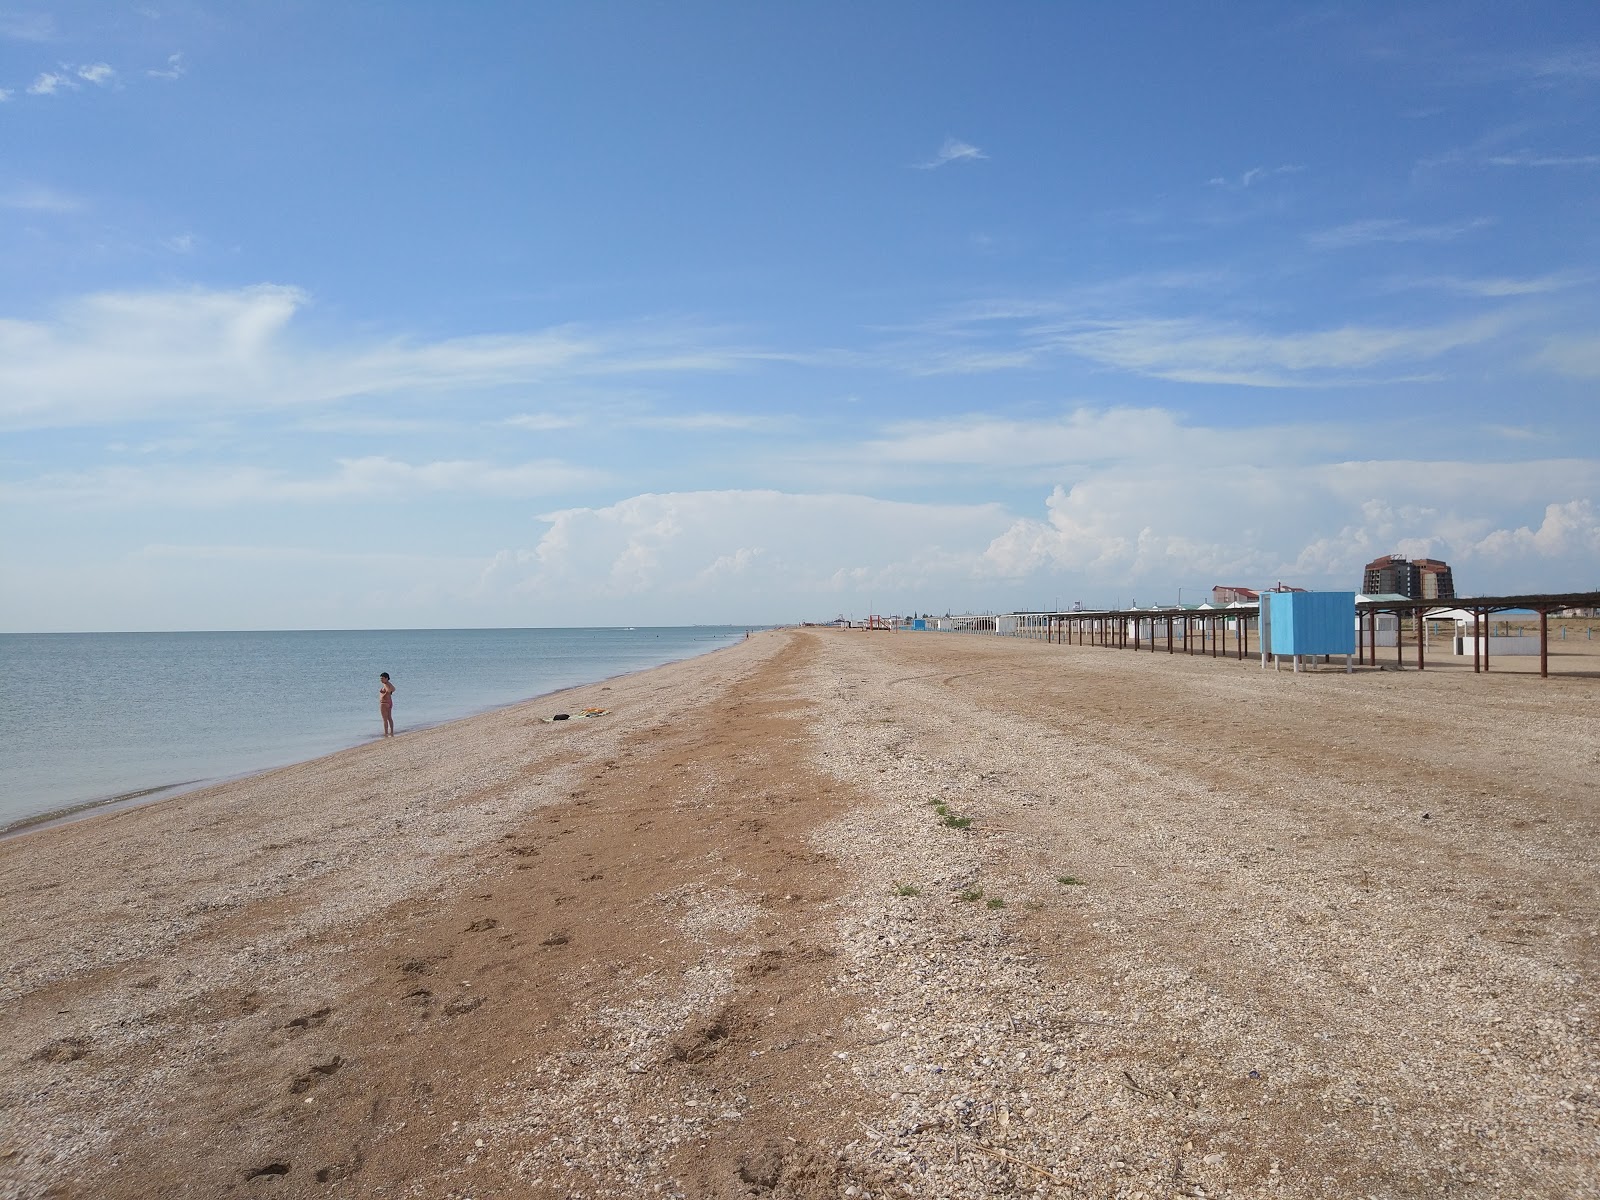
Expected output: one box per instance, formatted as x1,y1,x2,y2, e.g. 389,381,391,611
958,887,983,903
933,803,949,816
942,814,972,830
1056,875,1085,886
985,896,1006,909
892,882,921,897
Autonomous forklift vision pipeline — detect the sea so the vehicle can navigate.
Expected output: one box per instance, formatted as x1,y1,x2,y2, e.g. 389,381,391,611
0,626,753,833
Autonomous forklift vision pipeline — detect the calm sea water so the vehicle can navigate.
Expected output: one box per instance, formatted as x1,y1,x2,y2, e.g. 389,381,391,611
0,626,751,831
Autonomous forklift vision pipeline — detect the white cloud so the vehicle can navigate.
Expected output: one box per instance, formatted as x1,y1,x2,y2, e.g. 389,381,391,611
0,285,764,430
1,185,86,213
1487,151,1600,168
1464,501,1600,564
0,87,11,101
916,138,987,169
1400,272,1585,297
147,53,184,81
633,412,789,432
1307,216,1492,250
509,490,1013,604
76,62,115,85
1206,164,1304,189
1532,332,1600,377
4,455,611,508
0,13,54,41
857,407,1334,470
1045,314,1503,387
977,455,1599,595
1512,47,1600,85
161,232,197,254
504,412,583,432
27,70,73,95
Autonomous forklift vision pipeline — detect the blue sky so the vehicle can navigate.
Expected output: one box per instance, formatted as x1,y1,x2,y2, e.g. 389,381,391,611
3,3,1598,630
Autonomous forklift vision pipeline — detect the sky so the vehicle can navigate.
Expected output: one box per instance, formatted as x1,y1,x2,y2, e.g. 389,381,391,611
3,2,1598,631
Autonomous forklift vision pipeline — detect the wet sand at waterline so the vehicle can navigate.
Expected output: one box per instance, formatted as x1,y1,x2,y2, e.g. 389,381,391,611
2,629,1596,1198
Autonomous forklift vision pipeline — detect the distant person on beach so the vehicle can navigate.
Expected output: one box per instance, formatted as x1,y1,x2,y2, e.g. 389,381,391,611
379,672,396,737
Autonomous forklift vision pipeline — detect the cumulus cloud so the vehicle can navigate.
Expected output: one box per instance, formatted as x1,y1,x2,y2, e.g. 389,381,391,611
27,70,72,95
916,138,987,169
498,490,1013,606
22,62,115,95
1465,500,1600,563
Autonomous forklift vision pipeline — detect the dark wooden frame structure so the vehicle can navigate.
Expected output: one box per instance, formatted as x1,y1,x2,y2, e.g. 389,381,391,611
1028,591,1600,680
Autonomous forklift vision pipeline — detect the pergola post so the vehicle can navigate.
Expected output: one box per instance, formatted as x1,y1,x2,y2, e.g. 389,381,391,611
1540,608,1549,678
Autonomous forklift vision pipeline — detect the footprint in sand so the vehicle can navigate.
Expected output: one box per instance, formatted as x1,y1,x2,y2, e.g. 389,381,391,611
31,1036,91,1063
281,1006,332,1032
289,1056,343,1094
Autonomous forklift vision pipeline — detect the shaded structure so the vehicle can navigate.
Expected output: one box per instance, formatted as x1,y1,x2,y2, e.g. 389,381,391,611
1035,591,1600,680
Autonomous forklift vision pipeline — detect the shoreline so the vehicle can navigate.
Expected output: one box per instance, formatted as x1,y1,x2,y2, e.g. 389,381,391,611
1,628,755,839
2,628,1595,1198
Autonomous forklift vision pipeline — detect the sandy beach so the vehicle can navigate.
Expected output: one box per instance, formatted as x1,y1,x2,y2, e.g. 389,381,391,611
2,628,1596,1198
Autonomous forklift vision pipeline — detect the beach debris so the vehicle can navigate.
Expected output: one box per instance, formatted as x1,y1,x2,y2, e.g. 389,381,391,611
543,708,608,723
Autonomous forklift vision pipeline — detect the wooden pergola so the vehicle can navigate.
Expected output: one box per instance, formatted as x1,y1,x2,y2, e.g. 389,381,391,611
1035,591,1600,679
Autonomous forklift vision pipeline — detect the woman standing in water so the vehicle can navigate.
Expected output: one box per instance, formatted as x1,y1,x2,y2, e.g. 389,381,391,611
379,672,396,737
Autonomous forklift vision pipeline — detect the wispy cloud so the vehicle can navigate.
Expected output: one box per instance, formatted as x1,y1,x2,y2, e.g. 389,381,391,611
1533,332,1600,378
1206,164,1304,189
1487,150,1600,168
1049,315,1504,387
0,13,55,41
1512,47,1600,85
880,294,1511,388
76,62,114,85
0,284,769,430
1396,271,1586,297
5,456,612,508
505,412,583,432
915,138,987,169
1307,216,1492,250
0,185,86,213
146,52,184,81
635,412,791,432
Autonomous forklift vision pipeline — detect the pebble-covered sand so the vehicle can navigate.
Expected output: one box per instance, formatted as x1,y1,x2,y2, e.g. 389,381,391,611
1,628,1596,1198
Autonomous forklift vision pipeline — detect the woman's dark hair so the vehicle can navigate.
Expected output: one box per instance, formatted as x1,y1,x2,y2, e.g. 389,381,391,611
380,672,390,679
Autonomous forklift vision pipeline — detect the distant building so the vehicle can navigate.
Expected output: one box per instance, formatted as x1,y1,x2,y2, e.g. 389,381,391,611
1413,558,1456,600
1363,554,1455,600
1212,585,1259,604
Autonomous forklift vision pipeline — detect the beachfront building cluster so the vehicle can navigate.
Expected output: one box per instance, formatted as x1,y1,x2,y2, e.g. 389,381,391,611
1363,554,1455,601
